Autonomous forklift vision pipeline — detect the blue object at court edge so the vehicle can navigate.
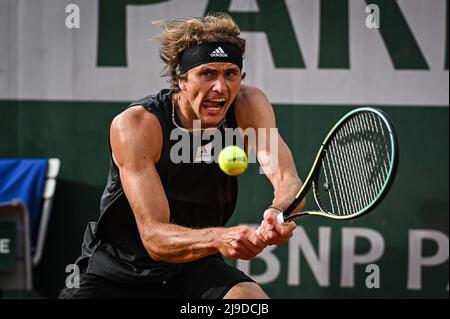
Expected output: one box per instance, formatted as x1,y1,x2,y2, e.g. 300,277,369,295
0,159,48,240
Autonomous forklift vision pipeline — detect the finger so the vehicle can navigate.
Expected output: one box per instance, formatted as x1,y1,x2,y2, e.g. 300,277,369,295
256,221,271,244
237,246,261,260
272,220,296,238
260,219,290,245
237,250,254,260
248,228,267,249
263,214,277,232
263,209,278,222
231,242,255,260
242,233,264,255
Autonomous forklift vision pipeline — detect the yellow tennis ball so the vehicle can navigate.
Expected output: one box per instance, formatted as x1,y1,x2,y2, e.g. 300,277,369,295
218,146,248,176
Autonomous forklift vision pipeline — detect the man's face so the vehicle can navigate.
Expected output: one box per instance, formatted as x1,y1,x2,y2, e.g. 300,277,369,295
179,62,242,128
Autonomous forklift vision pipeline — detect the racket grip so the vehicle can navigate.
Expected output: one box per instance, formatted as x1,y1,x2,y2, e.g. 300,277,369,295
276,212,285,224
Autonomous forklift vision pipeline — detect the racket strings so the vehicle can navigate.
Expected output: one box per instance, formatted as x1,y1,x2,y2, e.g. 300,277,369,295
354,115,383,201
323,152,339,215
334,133,360,214
319,128,371,215
315,111,393,216
364,113,392,192
342,123,372,210
363,114,388,185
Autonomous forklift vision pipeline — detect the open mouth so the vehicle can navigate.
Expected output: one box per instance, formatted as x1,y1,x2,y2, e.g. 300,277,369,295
203,98,227,111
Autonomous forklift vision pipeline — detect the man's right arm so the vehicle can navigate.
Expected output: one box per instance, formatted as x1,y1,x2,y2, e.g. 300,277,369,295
110,106,265,263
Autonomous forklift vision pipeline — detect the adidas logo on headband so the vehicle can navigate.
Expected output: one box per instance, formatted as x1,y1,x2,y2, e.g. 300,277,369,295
210,47,228,58
179,42,242,73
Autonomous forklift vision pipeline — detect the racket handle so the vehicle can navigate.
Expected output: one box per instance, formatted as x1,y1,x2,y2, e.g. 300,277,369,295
276,212,285,224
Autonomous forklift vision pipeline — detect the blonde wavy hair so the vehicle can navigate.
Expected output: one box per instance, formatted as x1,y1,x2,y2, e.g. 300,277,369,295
154,13,246,90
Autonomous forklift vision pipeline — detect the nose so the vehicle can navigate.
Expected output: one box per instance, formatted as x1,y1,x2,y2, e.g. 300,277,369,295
212,76,227,94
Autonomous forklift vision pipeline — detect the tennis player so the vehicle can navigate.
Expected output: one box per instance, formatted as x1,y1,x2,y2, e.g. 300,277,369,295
59,13,304,299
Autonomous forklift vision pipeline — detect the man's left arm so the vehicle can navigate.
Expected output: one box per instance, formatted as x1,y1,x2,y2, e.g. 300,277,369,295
235,85,305,245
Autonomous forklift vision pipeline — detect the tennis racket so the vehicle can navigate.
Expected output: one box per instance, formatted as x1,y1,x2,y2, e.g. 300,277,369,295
277,107,399,224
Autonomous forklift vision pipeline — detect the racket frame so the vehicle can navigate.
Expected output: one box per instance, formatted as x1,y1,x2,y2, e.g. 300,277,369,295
277,107,399,223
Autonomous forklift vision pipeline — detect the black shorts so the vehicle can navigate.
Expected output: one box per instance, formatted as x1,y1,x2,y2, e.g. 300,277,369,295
59,255,254,299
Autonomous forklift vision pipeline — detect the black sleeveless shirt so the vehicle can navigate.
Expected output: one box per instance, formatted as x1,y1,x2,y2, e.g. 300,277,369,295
77,89,240,284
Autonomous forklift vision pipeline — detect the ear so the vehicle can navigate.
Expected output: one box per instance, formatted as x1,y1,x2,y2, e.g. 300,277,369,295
178,77,187,91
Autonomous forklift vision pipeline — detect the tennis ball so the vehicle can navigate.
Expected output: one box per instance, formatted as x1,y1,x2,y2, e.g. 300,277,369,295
218,146,248,176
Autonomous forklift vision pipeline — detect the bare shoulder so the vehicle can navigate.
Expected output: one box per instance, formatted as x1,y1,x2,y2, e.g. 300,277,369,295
237,85,270,107
110,105,163,166
111,105,160,134
235,85,275,129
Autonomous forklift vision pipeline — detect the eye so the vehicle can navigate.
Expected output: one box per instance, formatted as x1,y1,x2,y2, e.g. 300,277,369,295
201,70,214,78
226,70,238,78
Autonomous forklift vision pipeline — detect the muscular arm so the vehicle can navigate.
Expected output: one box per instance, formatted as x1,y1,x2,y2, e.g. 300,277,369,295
235,86,305,244
235,85,305,211
110,106,265,263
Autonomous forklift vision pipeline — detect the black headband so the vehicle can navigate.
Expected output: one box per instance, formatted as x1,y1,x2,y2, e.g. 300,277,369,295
178,42,243,74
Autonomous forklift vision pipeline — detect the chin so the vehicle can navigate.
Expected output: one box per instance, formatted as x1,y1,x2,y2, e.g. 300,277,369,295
199,113,224,126
203,118,224,127
199,109,226,126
